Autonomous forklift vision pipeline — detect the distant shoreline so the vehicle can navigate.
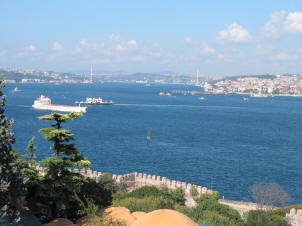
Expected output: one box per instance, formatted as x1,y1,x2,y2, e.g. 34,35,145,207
202,92,302,97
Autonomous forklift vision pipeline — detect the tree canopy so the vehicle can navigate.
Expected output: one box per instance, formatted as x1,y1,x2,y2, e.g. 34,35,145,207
0,78,25,222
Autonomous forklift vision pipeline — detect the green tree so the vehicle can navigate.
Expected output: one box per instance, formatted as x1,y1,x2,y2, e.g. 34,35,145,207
24,136,37,165
169,187,185,205
0,78,25,222
35,112,90,217
25,112,112,219
38,112,90,171
245,210,290,226
21,136,40,190
190,186,199,198
179,192,244,226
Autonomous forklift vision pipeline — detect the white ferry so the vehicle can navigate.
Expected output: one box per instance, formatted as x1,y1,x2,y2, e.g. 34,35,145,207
75,97,113,105
250,93,268,98
32,95,87,113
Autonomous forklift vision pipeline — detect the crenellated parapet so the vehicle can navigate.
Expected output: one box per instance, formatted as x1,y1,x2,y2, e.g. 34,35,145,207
32,164,213,207
69,169,213,198
116,171,213,200
286,208,302,226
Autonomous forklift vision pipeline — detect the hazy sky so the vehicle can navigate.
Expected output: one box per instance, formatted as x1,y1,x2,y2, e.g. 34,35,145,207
1,0,302,75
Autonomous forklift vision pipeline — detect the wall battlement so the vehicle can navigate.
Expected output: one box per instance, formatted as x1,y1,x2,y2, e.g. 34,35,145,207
77,169,213,207
76,168,301,225
72,169,213,207
29,165,298,223
33,164,213,207
112,171,212,196
286,208,302,226
70,168,213,196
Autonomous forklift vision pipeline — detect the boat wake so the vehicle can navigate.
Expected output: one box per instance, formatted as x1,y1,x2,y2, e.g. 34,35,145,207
7,104,32,108
115,103,244,109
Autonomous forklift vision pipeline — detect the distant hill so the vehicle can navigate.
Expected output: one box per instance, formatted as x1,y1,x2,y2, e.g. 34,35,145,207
0,67,201,84
211,74,277,84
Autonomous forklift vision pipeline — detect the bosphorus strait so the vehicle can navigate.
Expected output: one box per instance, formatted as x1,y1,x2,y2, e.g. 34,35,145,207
5,82,302,204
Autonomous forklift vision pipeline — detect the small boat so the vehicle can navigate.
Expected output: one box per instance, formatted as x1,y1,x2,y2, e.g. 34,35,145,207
250,94,268,98
199,97,205,100
243,97,249,101
14,87,19,92
146,131,151,140
159,92,172,96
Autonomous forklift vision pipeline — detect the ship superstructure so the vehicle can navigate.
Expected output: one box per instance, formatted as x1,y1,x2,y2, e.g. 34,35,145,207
75,97,113,105
33,95,87,113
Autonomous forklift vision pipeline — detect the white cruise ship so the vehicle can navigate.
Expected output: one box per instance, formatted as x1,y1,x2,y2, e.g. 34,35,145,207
32,95,87,113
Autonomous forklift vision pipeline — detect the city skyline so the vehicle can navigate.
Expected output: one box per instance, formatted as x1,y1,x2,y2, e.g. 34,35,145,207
1,0,302,75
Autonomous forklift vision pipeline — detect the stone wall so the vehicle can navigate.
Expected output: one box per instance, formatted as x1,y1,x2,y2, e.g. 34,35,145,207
72,169,213,207
218,199,258,217
32,165,213,207
286,208,302,226
32,165,299,224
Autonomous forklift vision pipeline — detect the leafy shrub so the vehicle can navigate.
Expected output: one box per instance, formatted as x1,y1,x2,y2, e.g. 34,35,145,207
121,186,185,206
245,210,290,226
202,210,241,226
77,215,126,226
169,187,185,205
190,186,199,197
179,206,243,226
273,205,302,217
179,192,244,226
112,185,188,214
26,173,113,219
128,186,164,198
112,196,175,212
98,173,126,194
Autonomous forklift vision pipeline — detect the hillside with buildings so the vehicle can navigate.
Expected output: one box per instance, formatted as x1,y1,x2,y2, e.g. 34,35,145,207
204,74,302,96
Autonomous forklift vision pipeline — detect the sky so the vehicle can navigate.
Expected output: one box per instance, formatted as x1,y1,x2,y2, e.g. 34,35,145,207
1,0,302,76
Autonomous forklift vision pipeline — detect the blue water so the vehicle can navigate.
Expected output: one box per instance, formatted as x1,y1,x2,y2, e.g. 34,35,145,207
4,83,302,204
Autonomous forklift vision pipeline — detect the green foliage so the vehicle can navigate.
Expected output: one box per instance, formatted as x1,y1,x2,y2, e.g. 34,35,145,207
38,112,81,128
70,177,113,218
23,136,37,165
123,186,185,206
84,215,126,226
113,196,175,213
169,187,185,205
128,186,165,198
273,205,302,217
179,192,244,226
21,137,40,187
38,112,89,169
0,78,25,222
24,112,111,220
178,191,289,226
25,168,113,219
98,173,126,195
245,210,290,226
112,186,186,213
190,186,199,197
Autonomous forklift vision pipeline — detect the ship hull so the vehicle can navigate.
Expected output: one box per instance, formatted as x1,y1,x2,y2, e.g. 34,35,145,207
32,104,86,113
